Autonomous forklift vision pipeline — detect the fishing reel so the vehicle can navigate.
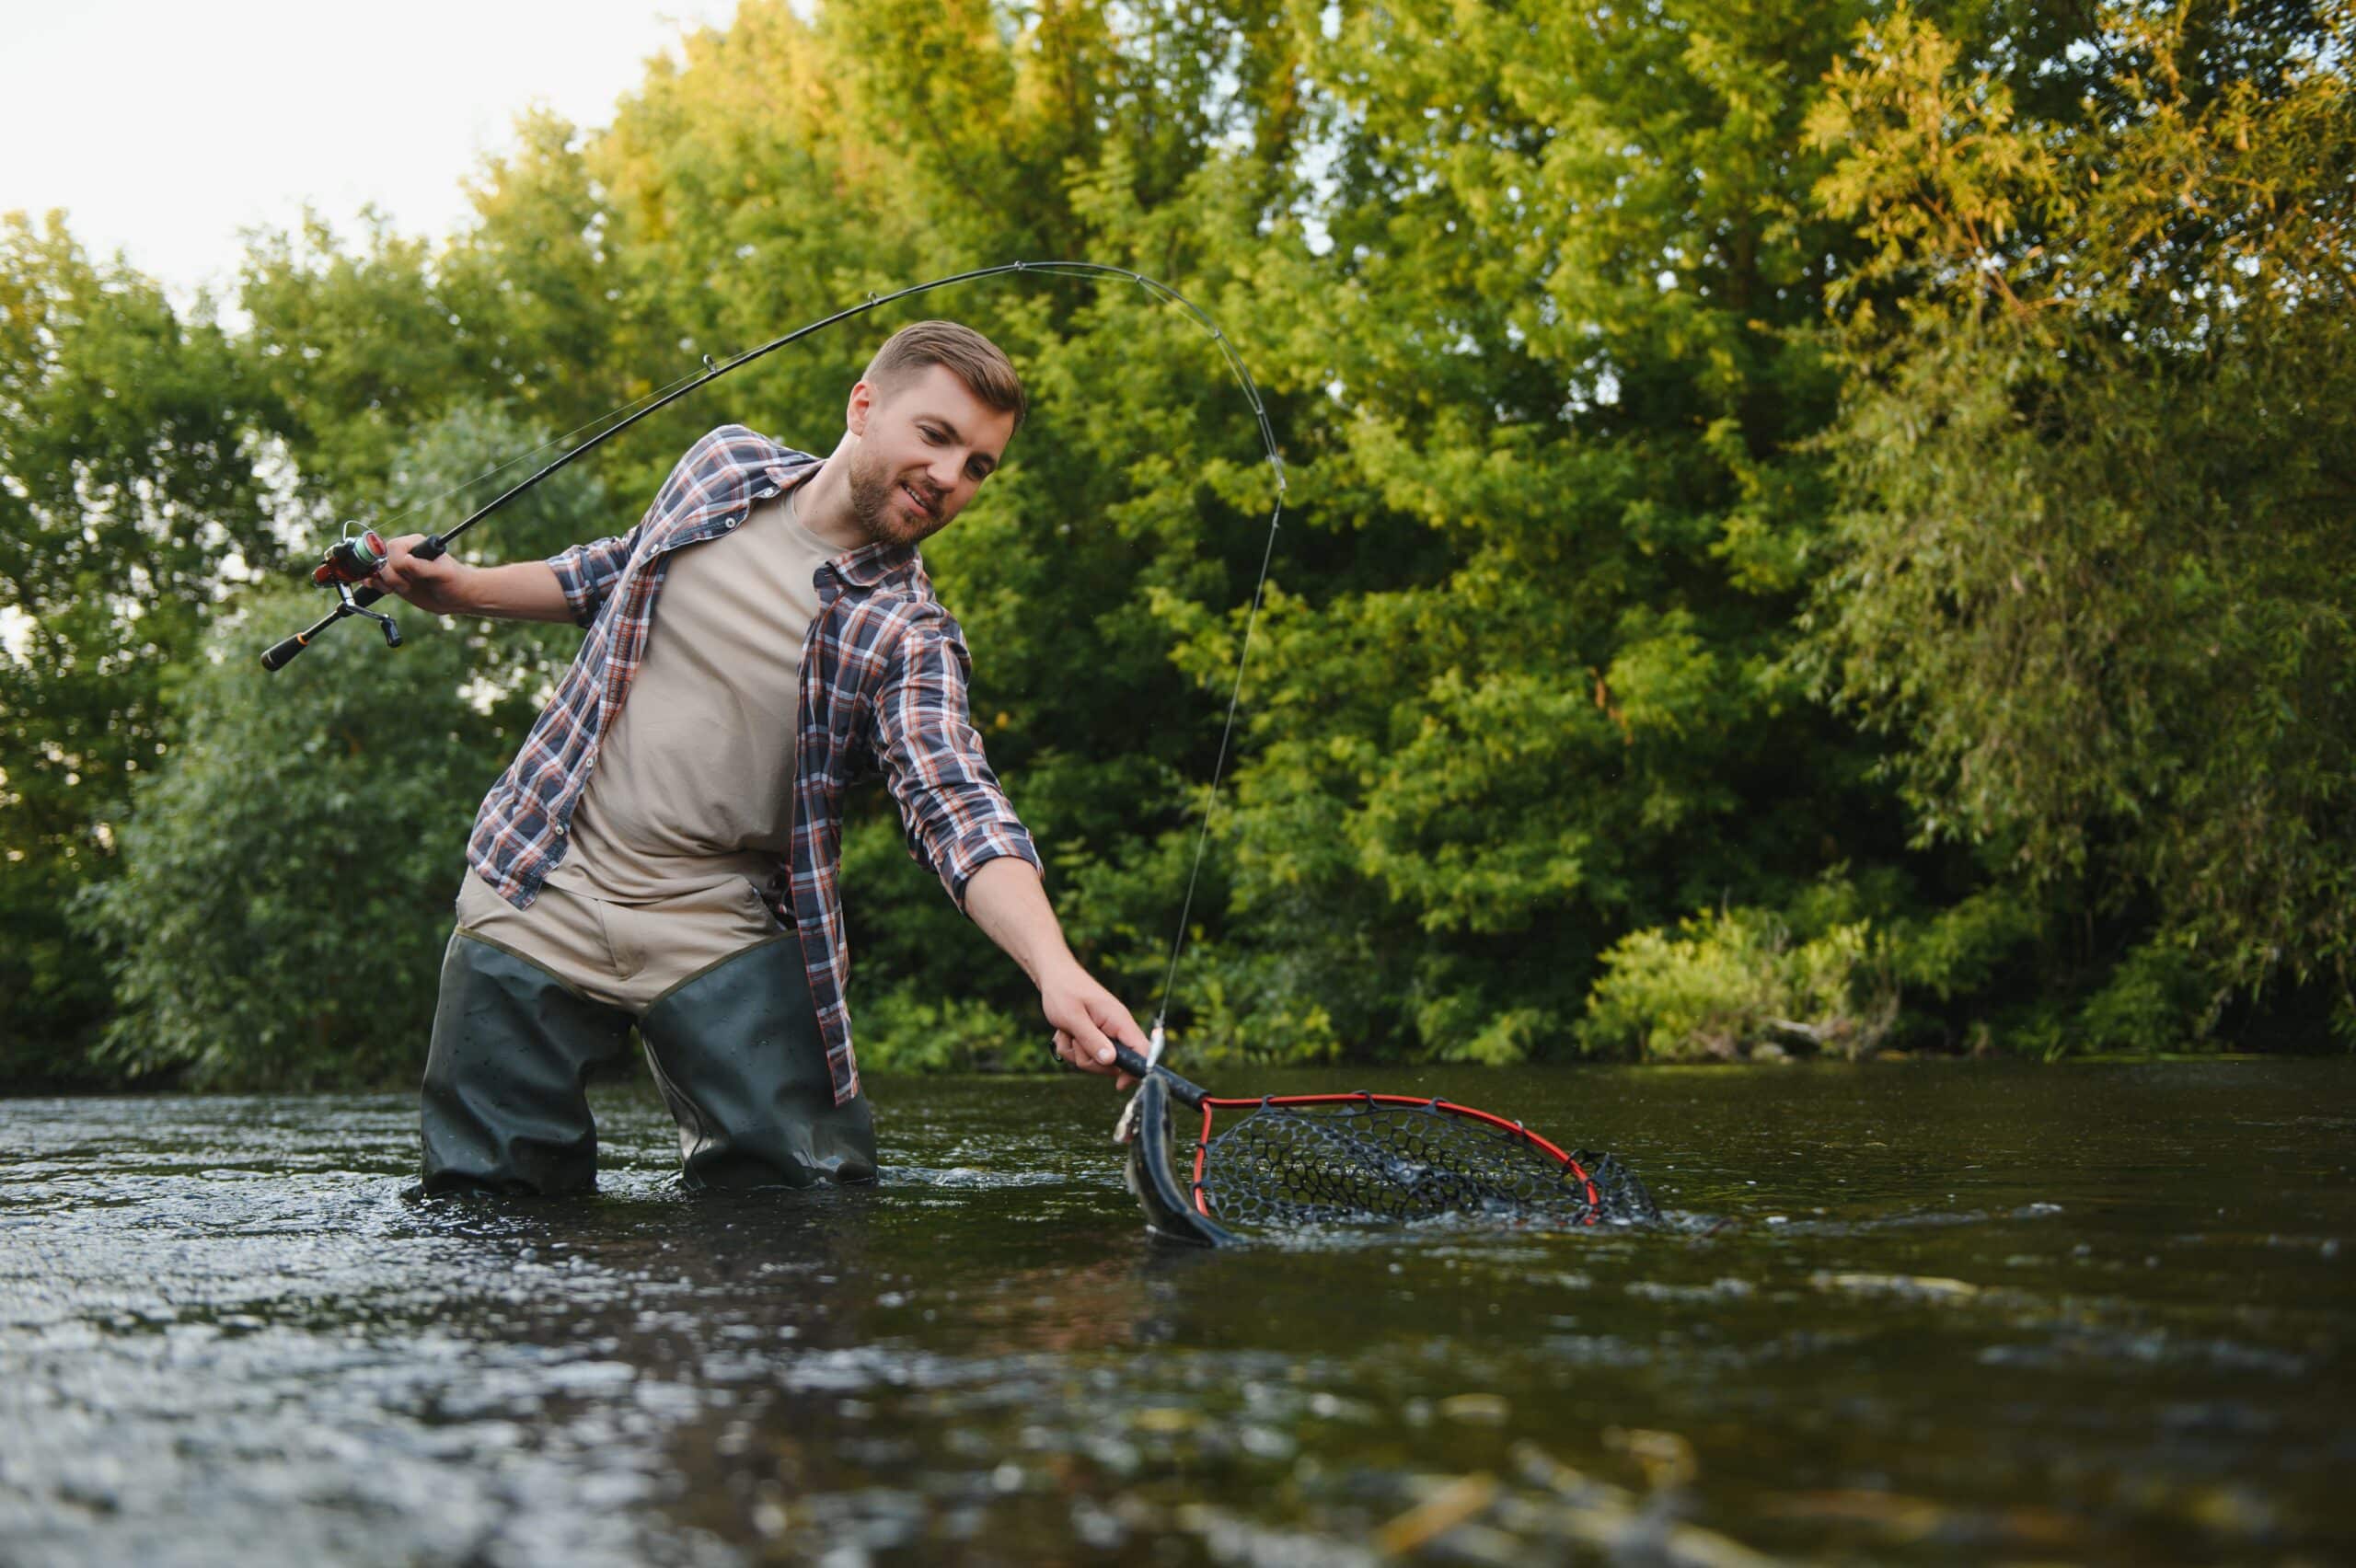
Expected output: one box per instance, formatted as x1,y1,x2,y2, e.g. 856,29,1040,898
309,526,404,649
311,523,395,590
260,525,446,672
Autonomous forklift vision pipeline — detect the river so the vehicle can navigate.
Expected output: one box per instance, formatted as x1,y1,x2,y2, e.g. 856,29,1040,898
3,1059,2350,1564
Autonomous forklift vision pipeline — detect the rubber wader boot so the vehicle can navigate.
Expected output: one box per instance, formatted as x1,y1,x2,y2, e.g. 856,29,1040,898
636,936,879,1190
419,932,635,1194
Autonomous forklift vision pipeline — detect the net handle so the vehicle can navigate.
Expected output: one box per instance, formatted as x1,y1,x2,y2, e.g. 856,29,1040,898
1113,1043,1206,1108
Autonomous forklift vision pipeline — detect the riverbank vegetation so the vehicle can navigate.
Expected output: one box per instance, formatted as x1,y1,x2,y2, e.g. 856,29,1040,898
4,0,2349,1089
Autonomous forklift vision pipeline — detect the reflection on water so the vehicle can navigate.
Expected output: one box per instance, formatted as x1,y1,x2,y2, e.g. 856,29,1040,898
2,1062,2351,1564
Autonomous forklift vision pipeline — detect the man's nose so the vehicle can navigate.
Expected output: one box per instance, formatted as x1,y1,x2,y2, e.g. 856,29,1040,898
930,451,964,490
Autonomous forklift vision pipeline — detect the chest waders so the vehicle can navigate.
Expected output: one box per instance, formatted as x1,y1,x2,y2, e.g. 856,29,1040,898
419,928,875,1194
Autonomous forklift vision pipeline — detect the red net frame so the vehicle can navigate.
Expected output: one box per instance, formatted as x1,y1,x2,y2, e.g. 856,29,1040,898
1184,1090,1616,1229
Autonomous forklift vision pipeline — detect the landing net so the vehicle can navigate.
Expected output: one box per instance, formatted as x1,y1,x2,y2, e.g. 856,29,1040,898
1185,1093,1658,1231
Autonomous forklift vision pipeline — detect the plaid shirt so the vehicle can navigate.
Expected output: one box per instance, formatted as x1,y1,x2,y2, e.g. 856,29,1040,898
466,423,1042,1104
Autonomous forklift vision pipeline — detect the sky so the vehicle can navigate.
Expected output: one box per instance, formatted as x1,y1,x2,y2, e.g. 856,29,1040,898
1,0,740,310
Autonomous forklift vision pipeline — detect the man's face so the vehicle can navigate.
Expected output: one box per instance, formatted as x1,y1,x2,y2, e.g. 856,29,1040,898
842,363,1016,549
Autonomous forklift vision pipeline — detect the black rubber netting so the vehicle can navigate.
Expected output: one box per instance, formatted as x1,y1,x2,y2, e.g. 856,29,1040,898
1189,1097,1659,1231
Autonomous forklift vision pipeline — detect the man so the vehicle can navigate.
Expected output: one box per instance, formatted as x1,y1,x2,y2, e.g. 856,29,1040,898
373,320,1142,1194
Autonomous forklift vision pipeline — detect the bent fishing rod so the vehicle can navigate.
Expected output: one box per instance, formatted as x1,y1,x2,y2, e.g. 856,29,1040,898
260,258,1287,1041
260,259,1283,671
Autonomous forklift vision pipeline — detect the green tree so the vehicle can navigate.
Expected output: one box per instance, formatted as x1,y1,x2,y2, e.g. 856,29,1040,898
80,405,606,1087
29,0,2341,1086
0,212,279,1080
1802,2,2356,1044
1173,0,1908,1064
574,1,1308,1046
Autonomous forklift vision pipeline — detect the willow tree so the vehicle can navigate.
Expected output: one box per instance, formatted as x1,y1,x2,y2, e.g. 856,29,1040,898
1803,2,2356,1044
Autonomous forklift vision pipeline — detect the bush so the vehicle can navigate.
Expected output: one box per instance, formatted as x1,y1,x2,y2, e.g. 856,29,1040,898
1576,903,1899,1062
77,585,530,1088
849,986,1029,1074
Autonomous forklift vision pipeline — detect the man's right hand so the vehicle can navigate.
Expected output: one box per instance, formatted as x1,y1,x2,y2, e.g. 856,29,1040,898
369,534,475,616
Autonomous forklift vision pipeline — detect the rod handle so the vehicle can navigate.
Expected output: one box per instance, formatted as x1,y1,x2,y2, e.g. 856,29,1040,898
260,601,346,673
260,629,313,672
1112,1043,1207,1107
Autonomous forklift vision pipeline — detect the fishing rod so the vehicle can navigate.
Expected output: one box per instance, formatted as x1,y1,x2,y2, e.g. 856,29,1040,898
260,259,1283,671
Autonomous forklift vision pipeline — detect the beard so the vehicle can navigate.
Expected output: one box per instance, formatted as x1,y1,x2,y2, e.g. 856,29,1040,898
845,446,951,549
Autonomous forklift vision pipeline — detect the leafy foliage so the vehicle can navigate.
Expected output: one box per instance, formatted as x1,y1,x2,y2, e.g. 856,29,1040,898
78,409,603,1087
80,587,498,1086
1189,0,1901,1063
1578,871,2044,1060
0,214,282,1080
1581,906,1899,1064
6,0,2349,1086
1803,1,2356,1041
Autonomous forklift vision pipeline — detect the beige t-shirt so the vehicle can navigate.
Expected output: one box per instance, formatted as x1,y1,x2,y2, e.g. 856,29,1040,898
540,478,837,905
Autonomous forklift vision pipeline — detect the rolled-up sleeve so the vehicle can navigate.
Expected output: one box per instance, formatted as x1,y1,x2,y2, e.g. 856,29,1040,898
873,617,1043,910
546,531,641,626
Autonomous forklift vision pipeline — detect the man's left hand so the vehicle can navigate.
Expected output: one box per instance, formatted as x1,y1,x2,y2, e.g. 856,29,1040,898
1041,963,1147,1090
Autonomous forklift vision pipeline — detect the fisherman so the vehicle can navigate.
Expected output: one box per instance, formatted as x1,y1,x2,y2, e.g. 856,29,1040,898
371,321,1142,1193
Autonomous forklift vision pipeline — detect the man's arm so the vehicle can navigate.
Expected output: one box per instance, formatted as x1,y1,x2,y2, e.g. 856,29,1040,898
374,424,772,626
370,543,574,621
872,619,1045,902
872,621,1148,1085
964,857,1148,1087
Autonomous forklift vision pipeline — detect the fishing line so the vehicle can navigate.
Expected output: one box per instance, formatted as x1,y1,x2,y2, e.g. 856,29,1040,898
1153,488,1280,1037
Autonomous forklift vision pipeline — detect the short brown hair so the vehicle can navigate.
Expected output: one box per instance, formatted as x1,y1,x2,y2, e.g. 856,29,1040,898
862,320,1027,431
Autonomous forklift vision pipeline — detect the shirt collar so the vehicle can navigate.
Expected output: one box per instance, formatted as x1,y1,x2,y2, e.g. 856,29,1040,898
765,457,920,589
833,540,918,587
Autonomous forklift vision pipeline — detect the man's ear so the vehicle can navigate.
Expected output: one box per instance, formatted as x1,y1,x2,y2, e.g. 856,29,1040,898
846,379,874,438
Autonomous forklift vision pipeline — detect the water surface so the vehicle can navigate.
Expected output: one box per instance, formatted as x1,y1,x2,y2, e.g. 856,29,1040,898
3,1060,2350,1564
